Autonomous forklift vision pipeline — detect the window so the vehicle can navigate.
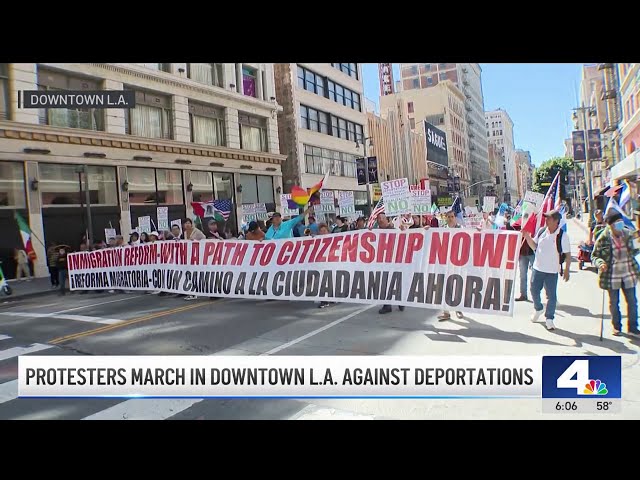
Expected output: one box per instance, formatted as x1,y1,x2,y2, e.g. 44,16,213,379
0,161,26,208
239,174,275,207
191,171,234,203
412,79,420,88
189,102,225,147
327,80,336,102
424,64,431,71
338,118,347,139
347,121,356,141
408,102,414,114
439,72,447,81
304,145,357,178
0,64,8,120
125,90,172,139
319,111,329,134
37,68,105,131
127,167,183,206
409,118,416,129
299,66,326,97
39,164,117,206
187,63,223,87
239,113,268,152
355,124,364,143
335,84,344,105
410,66,418,76
138,64,170,72
300,105,363,141
242,67,257,98
332,63,359,79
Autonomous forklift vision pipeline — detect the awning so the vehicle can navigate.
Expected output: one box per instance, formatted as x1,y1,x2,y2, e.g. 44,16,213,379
611,150,640,181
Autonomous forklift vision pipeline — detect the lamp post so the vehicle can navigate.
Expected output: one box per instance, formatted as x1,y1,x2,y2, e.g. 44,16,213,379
356,137,374,217
572,104,597,227
75,164,93,246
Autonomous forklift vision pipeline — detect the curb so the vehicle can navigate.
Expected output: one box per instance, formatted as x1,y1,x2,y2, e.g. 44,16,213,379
1,289,61,303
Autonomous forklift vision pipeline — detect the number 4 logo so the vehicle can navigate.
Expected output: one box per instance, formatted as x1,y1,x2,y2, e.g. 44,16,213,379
556,360,590,394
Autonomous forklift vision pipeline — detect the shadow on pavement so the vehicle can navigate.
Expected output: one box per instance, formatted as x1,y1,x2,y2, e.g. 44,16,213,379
554,304,603,319
547,328,638,355
426,316,563,347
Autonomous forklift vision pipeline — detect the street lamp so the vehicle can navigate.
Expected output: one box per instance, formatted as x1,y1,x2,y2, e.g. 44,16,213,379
572,104,597,226
75,164,93,247
356,137,374,216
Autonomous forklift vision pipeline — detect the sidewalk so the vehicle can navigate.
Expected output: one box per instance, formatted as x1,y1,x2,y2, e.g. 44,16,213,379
2,277,58,301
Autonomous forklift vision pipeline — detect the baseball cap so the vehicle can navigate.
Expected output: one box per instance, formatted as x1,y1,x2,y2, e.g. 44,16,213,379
543,209,561,221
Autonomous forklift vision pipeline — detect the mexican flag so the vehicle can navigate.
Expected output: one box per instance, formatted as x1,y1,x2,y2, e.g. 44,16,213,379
14,212,37,261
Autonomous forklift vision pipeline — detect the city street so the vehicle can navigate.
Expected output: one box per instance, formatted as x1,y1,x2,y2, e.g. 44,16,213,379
1,219,639,420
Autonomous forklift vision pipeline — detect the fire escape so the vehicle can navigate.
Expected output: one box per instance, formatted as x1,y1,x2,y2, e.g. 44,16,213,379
598,63,621,170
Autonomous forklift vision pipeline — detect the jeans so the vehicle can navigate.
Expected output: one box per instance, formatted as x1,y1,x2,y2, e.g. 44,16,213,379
530,268,558,320
518,255,534,297
608,287,639,332
58,269,67,294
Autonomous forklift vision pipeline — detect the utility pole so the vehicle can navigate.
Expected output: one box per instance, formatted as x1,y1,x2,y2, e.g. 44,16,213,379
357,138,374,217
573,104,596,227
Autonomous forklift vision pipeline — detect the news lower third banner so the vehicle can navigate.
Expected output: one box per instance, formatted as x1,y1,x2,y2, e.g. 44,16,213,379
66,230,521,316
18,355,622,400
20,90,136,109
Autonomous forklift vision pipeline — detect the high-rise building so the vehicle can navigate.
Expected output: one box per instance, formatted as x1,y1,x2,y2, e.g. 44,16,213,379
398,63,490,196
0,63,285,277
618,63,640,160
578,65,607,191
564,138,573,158
487,143,502,200
485,109,517,203
514,150,533,198
379,81,471,196
367,98,448,200
274,63,369,216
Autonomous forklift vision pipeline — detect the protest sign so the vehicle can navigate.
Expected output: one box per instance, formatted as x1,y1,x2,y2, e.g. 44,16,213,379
482,196,495,213
242,204,269,222
382,178,411,215
279,194,299,218
104,228,116,242
524,191,545,209
338,191,355,217
67,229,522,317
318,191,336,214
410,189,432,215
157,207,169,231
138,216,151,234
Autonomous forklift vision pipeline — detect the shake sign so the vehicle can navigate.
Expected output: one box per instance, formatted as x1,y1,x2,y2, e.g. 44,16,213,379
382,178,411,216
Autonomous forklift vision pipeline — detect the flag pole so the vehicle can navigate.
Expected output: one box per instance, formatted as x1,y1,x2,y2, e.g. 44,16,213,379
13,210,46,248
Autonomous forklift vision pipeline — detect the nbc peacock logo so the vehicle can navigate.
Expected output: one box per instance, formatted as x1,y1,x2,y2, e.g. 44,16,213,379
583,379,608,395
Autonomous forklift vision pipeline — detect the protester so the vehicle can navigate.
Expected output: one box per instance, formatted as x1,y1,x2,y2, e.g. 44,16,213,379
46,242,60,288
139,232,150,244
170,225,182,240
480,211,493,230
266,210,309,240
592,210,640,337
129,232,140,245
588,209,606,244
522,209,571,330
355,217,366,230
438,211,464,321
13,248,30,281
183,219,206,241
245,221,265,241
514,213,534,302
57,245,70,295
332,217,349,233
376,214,405,315
206,220,223,240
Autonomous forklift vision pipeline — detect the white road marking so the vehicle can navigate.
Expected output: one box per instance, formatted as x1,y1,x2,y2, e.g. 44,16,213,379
0,335,11,341
83,398,204,420
0,312,123,325
0,380,18,405
52,295,144,314
0,343,52,362
261,304,375,355
289,405,375,420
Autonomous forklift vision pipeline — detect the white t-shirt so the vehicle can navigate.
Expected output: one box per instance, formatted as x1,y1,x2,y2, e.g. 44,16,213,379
533,228,571,274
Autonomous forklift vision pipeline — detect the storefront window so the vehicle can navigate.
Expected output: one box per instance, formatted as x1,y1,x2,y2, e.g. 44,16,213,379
156,169,183,205
191,170,214,203
127,167,156,205
0,161,26,208
214,173,233,200
239,174,274,206
39,164,82,205
87,166,118,205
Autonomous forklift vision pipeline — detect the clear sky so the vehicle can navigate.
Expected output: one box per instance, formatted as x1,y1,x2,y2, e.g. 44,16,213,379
361,63,584,166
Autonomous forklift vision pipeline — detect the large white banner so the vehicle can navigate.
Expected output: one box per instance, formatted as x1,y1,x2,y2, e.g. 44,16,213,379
67,230,522,316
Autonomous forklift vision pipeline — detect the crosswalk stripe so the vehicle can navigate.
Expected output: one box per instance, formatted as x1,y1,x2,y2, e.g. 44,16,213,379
0,380,18,405
0,344,52,362
83,398,203,420
0,335,11,341
0,312,123,325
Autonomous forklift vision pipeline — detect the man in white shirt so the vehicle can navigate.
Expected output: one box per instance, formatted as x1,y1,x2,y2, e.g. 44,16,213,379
522,210,571,330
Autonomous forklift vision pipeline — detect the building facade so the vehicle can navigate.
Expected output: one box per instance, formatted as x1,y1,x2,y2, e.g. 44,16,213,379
0,63,286,278
367,98,448,201
273,63,368,217
487,143,502,201
485,109,517,203
379,80,471,196
619,63,640,158
398,63,490,196
514,149,533,198
578,64,607,191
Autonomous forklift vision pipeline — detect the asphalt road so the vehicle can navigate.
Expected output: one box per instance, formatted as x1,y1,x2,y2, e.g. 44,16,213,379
1,219,639,419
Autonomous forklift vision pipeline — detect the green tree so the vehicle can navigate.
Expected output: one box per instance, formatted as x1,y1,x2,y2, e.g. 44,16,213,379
532,157,580,199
